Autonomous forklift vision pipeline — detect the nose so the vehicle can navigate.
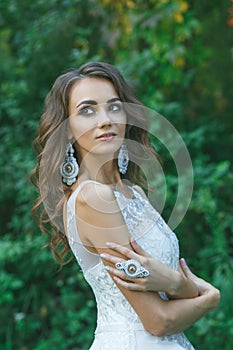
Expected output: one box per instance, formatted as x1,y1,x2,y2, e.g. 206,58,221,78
97,105,112,127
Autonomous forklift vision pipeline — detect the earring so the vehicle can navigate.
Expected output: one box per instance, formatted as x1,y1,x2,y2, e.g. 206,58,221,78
118,142,129,174
60,142,79,186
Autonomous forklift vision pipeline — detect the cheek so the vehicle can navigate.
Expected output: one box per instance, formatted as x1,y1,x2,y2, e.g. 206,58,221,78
116,113,127,134
120,115,127,136
68,117,92,140
120,125,126,138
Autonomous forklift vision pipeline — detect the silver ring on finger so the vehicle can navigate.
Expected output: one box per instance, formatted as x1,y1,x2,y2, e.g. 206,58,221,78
115,259,149,278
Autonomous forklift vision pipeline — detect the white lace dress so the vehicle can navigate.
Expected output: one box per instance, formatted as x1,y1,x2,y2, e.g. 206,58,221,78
66,181,195,350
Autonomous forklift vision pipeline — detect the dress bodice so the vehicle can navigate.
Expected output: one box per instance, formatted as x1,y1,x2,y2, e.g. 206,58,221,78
66,181,195,350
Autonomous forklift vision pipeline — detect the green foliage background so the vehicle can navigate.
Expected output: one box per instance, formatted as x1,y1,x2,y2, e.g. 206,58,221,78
0,0,232,349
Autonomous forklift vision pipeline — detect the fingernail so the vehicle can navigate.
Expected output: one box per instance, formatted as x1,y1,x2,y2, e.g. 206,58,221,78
106,242,113,247
100,253,106,258
104,266,110,271
180,258,186,265
113,276,118,281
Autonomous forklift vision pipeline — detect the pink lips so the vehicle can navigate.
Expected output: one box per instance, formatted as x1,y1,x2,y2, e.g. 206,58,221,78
96,132,117,141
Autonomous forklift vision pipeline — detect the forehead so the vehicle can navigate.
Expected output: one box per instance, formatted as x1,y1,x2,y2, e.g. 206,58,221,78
69,77,119,107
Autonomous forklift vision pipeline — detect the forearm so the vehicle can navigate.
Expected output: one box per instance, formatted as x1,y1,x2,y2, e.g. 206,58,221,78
143,259,198,299
101,244,199,298
147,288,220,336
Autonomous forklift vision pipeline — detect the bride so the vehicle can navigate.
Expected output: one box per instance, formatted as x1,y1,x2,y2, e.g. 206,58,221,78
32,61,220,349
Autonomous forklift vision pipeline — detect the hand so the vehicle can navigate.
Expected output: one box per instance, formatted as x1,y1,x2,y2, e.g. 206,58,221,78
180,258,220,310
100,239,194,297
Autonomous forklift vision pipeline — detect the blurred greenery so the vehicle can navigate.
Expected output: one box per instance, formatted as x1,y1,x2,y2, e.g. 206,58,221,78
0,0,232,349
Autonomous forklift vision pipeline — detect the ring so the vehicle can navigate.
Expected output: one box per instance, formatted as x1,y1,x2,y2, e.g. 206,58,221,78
115,259,149,278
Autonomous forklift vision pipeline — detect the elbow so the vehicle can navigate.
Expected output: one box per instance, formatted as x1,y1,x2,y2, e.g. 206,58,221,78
143,312,174,337
145,322,172,337
147,327,167,338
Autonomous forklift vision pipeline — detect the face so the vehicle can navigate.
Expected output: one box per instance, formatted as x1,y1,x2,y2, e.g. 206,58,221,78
68,77,126,162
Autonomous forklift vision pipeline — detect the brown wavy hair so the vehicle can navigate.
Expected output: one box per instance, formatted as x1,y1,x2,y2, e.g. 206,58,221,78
31,61,156,266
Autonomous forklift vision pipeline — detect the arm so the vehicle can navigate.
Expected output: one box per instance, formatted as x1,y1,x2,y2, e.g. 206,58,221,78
75,183,220,336
101,239,198,299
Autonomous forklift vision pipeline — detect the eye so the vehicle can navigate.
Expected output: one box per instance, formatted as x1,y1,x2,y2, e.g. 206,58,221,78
79,106,96,116
108,103,122,113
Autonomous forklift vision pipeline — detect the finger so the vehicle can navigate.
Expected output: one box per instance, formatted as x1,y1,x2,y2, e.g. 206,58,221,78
105,242,143,262
100,253,125,265
179,258,195,278
104,265,135,282
112,276,145,292
130,238,151,258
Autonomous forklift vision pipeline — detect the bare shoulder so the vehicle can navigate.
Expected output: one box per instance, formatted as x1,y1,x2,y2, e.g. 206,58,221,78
76,182,117,211
73,182,129,248
75,182,122,229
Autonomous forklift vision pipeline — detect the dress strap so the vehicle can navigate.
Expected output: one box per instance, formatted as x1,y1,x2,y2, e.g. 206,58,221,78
66,180,101,272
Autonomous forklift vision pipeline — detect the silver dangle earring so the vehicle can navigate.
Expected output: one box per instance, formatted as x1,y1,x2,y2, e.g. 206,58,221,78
60,142,79,186
118,142,129,175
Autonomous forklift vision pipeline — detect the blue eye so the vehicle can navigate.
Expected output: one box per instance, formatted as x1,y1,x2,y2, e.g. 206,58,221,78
79,106,96,116
109,103,122,112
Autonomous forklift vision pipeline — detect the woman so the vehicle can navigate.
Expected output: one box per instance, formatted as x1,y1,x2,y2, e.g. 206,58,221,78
32,62,220,350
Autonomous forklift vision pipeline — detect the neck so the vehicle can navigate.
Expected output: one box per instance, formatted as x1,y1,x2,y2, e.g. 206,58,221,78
78,153,122,186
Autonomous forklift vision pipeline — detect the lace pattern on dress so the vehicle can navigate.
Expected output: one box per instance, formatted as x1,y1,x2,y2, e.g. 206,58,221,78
66,183,195,350
113,188,195,350
114,188,180,270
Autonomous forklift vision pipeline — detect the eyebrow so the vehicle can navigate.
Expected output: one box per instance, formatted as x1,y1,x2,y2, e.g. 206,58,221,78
76,97,121,109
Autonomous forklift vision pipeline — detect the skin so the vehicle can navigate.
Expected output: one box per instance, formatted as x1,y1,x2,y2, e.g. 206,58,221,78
100,239,199,299
66,77,220,337
68,77,126,185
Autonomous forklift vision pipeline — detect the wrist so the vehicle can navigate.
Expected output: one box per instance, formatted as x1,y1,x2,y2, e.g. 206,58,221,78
167,271,199,299
167,270,183,297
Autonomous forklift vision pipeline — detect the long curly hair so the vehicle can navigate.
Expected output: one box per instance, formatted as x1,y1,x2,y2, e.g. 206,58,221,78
31,62,156,266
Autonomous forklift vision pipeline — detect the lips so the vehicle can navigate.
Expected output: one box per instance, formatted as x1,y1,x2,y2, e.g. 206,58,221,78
96,132,117,140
